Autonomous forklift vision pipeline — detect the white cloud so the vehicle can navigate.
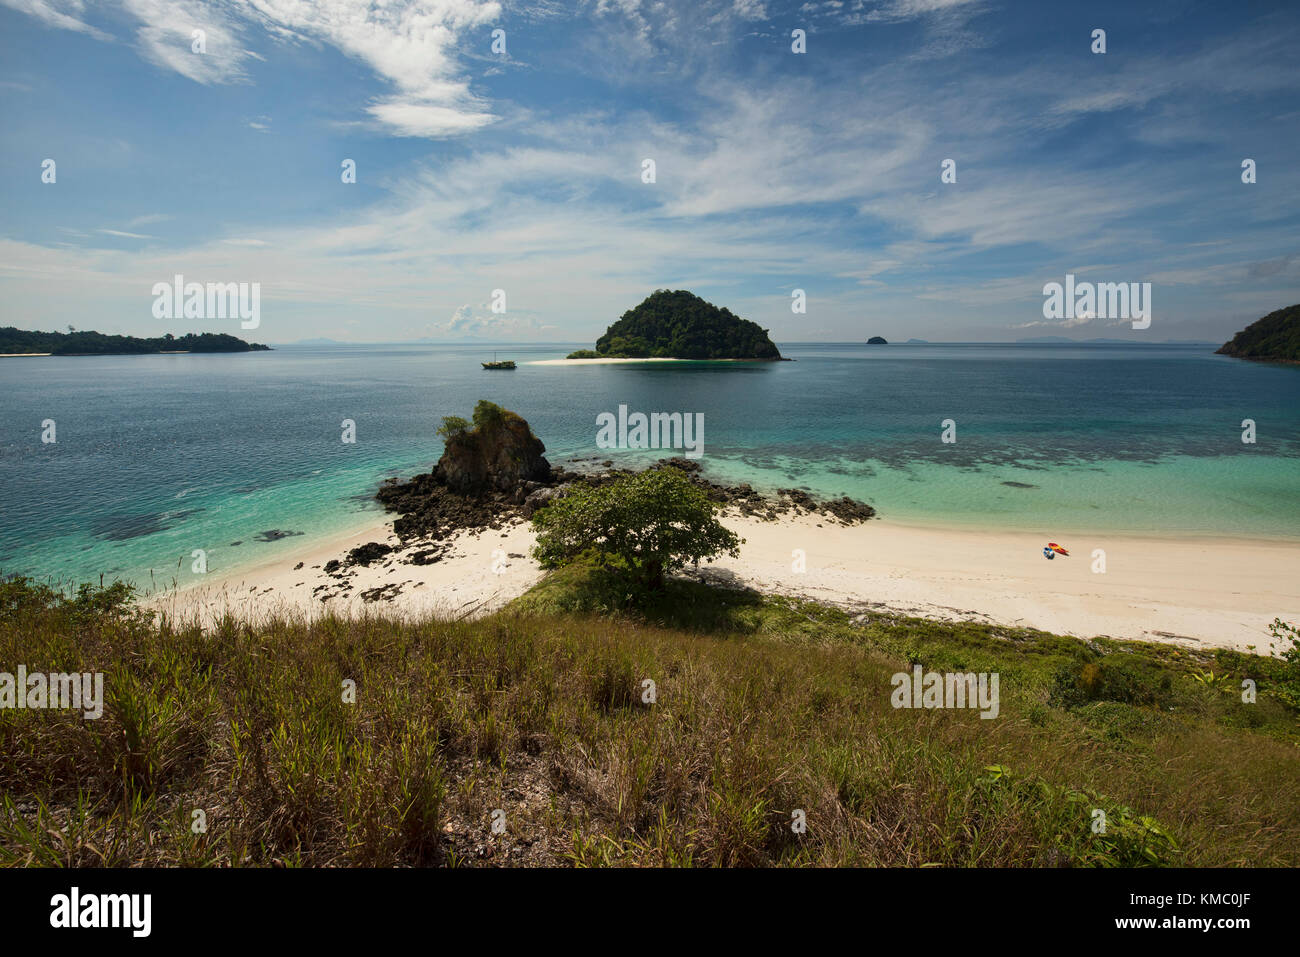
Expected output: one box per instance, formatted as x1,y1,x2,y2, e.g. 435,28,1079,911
121,0,256,85
0,0,109,38
98,228,153,239
7,0,504,136
241,0,502,137
865,0,982,22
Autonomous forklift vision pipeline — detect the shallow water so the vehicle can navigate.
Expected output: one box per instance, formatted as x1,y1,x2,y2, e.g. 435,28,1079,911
1,341,1297,588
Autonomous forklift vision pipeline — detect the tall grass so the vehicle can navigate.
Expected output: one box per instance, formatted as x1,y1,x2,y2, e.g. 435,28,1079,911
1,571,1297,867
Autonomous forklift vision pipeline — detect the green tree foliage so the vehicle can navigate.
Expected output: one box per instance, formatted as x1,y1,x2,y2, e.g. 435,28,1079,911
592,290,781,359
1271,618,1300,708
0,327,269,355
436,415,470,440
531,467,742,588
1216,303,1300,361
471,399,508,432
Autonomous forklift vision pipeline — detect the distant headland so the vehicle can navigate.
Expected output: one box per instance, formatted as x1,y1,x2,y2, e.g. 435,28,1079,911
1216,303,1300,363
0,327,271,356
566,290,783,360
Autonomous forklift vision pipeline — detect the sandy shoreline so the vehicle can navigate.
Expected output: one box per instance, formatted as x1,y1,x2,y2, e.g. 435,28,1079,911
151,509,1300,655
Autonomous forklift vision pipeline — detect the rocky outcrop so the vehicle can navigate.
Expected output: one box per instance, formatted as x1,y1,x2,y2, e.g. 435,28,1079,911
374,405,876,548
433,406,551,495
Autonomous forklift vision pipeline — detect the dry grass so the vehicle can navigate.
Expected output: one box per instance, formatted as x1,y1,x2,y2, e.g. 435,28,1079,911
1,572,1297,867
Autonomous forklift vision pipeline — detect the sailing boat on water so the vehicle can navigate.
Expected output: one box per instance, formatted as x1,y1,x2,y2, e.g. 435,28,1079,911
482,351,516,370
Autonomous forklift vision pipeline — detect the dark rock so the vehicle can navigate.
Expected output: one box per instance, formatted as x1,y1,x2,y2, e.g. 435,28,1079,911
663,456,702,473
346,542,392,566
254,529,303,542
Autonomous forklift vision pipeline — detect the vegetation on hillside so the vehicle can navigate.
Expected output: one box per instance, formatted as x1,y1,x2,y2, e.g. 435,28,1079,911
584,290,782,359
1216,303,1300,362
0,327,269,355
1,572,1297,867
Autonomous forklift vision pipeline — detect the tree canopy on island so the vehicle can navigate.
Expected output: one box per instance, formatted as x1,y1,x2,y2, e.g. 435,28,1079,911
0,327,270,355
1216,303,1300,362
580,290,781,360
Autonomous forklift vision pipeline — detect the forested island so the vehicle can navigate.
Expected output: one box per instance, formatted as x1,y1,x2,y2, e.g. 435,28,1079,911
0,327,271,355
567,290,782,360
1216,303,1300,363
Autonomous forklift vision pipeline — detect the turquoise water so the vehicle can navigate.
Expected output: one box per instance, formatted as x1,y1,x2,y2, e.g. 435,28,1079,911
1,342,1297,588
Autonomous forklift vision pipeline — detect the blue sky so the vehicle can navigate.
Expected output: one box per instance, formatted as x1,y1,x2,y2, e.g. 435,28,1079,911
1,0,1297,344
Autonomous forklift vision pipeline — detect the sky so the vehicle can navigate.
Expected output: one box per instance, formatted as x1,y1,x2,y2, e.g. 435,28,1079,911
0,0,1297,345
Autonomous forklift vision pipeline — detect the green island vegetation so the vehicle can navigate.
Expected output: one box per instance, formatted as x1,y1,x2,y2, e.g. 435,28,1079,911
1216,303,1300,362
565,290,782,360
0,327,270,355
3,466,1298,867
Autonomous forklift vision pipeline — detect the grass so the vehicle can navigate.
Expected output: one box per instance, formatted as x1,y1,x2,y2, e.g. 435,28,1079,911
1,569,1297,867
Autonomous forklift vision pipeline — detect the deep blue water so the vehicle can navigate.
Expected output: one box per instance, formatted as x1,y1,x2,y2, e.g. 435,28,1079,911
1,342,1297,588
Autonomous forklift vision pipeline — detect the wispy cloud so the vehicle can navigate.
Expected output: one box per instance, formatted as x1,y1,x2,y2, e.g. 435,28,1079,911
0,0,109,39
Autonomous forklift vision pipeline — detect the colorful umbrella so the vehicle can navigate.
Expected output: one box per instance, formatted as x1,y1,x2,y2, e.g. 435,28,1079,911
1047,543,1069,556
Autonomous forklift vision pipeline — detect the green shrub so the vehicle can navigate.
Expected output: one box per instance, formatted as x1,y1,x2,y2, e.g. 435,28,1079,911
532,468,741,589
436,415,470,440
1048,656,1173,710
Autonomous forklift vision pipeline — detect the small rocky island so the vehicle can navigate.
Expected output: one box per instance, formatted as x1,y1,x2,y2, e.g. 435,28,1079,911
566,289,783,360
1216,303,1300,363
867,336,888,345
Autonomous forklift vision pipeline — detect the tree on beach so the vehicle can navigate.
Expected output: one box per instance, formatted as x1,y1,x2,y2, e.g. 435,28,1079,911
531,467,741,588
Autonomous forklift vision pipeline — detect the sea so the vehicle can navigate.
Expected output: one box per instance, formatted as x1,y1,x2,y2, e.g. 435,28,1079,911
2,341,1298,590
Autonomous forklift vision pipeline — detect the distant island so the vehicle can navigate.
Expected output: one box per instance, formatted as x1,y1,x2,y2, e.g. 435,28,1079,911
1216,303,1300,363
0,327,270,356
566,290,782,360
867,336,888,345
905,338,929,344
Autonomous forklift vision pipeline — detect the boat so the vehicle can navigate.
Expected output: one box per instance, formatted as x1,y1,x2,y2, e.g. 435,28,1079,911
481,352,516,370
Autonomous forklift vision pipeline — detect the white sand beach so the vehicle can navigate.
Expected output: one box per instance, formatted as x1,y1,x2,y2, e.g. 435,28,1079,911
151,510,1300,655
